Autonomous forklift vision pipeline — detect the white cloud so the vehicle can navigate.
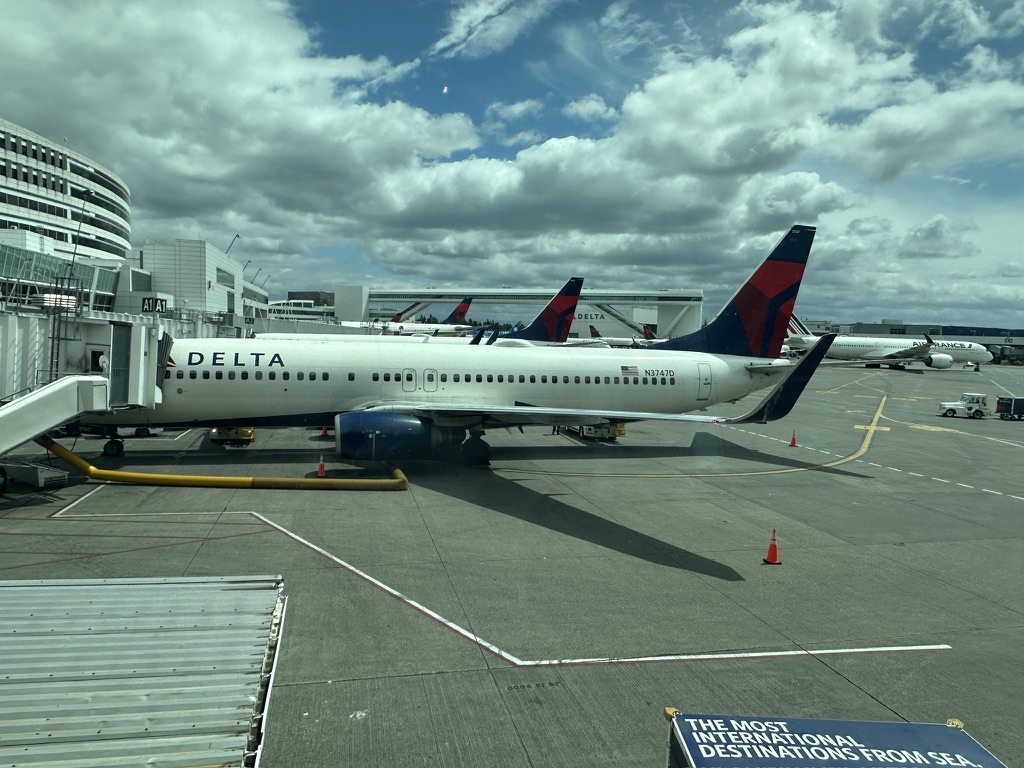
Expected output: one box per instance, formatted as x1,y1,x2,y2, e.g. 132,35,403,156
563,94,617,122
430,0,567,59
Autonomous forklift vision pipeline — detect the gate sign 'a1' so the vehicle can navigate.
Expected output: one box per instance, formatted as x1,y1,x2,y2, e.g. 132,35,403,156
668,714,1005,768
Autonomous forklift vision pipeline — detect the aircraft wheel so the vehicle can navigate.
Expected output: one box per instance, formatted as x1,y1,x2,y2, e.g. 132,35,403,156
974,366,980,372
0,467,8,495
944,409,956,417
971,410,984,419
102,439,124,457
134,427,151,437
461,437,491,465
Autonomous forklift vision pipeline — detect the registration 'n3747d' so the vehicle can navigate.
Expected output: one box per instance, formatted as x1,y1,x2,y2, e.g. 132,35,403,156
645,369,675,377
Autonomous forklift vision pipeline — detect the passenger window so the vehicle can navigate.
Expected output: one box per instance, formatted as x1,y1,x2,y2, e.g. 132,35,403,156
633,377,639,385
323,372,330,381
215,371,223,380
643,377,648,385
282,372,290,381
241,371,249,380
530,375,536,383
175,370,183,379
309,372,316,381
577,376,583,384
562,376,569,384
228,371,235,380
189,370,197,380
269,372,276,381
406,373,413,382
373,373,380,381
496,375,503,383
453,374,460,382
604,377,610,384
487,374,493,383
669,377,675,385
541,375,548,383
427,372,435,382
202,371,210,380
440,373,447,382
256,371,263,380
297,372,304,381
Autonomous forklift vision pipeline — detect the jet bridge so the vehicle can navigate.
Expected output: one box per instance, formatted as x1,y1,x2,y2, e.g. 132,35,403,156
0,325,169,457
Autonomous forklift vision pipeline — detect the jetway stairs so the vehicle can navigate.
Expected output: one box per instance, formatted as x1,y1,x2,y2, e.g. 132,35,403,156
0,376,110,455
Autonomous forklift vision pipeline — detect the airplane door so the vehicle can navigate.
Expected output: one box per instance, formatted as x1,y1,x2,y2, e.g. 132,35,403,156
697,362,712,401
423,369,438,392
402,368,416,393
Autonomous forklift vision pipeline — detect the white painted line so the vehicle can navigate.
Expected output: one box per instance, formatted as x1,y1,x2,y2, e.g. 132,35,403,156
248,512,526,666
1010,495,1024,501
888,467,902,472
518,644,953,668
908,472,924,477
982,489,1003,495
53,483,109,515
934,478,950,483
956,483,974,489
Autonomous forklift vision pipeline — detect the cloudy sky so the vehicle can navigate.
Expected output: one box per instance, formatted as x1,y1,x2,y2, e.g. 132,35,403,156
3,0,1022,326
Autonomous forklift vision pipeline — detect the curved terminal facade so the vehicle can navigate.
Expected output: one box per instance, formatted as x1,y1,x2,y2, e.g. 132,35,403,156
0,117,130,262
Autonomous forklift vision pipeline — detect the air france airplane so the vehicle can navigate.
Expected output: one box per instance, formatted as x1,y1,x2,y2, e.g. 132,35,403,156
87,225,831,464
786,317,993,371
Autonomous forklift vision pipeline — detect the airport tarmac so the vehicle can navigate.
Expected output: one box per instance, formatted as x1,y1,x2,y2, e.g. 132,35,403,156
1,364,1021,766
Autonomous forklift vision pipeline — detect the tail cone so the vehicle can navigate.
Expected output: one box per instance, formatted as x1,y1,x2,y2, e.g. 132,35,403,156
763,528,781,565
317,454,326,478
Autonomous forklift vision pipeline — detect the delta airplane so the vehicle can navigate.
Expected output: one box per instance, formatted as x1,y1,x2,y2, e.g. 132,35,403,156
84,225,830,464
786,318,992,370
258,278,584,346
587,325,658,348
377,296,475,336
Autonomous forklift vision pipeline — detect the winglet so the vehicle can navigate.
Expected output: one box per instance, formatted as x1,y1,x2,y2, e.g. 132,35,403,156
649,225,816,357
727,334,836,424
468,329,485,345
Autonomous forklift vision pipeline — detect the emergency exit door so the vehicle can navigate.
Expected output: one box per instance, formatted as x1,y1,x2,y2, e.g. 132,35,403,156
696,362,712,401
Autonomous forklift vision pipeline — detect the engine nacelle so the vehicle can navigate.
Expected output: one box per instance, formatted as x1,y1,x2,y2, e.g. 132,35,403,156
924,353,954,369
335,412,434,460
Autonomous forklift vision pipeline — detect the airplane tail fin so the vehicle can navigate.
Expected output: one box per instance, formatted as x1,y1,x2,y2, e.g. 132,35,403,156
589,325,602,338
788,315,812,337
442,297,473,325
642,325,656,341
649,225,816,357
504,278,584,342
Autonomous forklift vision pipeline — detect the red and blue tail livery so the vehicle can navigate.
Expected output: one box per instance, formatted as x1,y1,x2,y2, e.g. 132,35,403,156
441,297,473,325
650,225,815,358
503,277,584,343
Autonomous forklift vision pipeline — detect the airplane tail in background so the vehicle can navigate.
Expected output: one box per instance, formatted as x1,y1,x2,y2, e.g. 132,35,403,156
788,315,813,337
649,225,816,358
589,325,602,338
504,278,584,343
642,325,656,341
442,297,473,325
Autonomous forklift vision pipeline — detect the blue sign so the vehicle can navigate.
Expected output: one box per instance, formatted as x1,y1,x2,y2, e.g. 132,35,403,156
668,714,1006,768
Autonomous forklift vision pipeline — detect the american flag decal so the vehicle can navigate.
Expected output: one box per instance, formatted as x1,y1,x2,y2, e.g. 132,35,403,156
621,365,638,376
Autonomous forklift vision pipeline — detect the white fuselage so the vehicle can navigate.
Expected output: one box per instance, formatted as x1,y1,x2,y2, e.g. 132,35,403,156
790,335,991,364
97,337,789,428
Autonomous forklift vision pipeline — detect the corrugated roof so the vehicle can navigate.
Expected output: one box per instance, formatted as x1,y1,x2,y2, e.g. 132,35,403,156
0,575,284,767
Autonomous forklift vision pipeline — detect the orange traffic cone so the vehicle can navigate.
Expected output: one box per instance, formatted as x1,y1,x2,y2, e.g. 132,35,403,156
789,430,798,447
317,454,326,478
320,426,328,437
763,528,781,565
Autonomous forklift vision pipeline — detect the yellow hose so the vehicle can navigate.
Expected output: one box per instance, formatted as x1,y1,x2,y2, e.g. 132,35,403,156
35,436,408,491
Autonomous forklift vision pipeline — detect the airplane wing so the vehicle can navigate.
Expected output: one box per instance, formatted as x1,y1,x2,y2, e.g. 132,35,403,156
880,342,933,360
351,335,835,427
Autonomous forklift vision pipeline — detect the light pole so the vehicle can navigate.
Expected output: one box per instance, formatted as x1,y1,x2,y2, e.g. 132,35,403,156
50,189,92,381
250,268,262,284
225,234,241,254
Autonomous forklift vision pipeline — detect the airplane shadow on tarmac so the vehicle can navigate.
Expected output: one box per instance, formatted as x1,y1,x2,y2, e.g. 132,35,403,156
490,431,868,478
406,460,746,581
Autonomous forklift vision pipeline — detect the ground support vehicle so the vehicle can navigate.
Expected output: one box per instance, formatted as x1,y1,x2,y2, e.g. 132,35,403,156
996,396,1024,420
938,393,991,419
210,427,255,446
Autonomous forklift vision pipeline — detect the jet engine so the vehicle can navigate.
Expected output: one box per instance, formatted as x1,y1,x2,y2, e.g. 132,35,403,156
924,353,954,369
334,412,433,460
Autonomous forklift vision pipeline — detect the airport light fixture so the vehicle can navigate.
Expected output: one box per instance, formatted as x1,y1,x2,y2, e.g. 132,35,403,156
225,234,241,254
